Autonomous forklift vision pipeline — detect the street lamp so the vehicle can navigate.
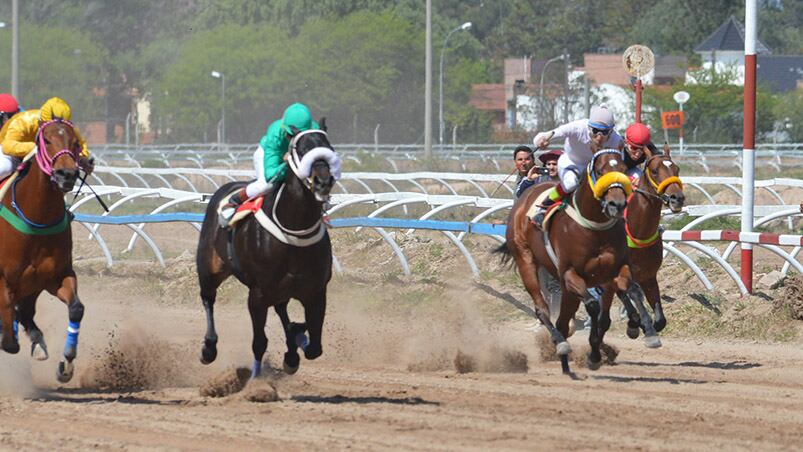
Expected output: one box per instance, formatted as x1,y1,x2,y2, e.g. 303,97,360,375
439,21,472,146
539,54,567,130
210,70,225,144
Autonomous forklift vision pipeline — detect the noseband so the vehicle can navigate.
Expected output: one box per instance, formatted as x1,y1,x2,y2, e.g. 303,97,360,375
287,129,340,191
36,119,80,178
644,155,683,196
586,149,632,200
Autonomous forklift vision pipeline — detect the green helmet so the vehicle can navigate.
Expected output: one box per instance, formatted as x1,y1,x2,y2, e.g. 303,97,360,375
281,103,314,135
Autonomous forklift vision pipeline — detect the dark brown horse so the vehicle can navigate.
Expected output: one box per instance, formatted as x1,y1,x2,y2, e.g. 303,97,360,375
600,145,684,339
498,149,656,373
0,119,87,382
196,127,337,378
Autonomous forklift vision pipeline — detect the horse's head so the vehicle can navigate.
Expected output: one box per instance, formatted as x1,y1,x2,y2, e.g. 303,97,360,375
37,119,81,193
587,149,632,219
643,144,685,213
286,118,341,202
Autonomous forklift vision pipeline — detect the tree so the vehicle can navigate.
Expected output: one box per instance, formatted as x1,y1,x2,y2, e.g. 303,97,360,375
772,90,803,142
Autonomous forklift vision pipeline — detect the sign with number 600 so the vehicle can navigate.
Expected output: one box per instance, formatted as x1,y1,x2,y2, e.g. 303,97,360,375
661,111,685,129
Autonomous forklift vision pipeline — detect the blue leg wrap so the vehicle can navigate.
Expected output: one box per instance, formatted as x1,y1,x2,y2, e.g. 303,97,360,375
12,319,18,340
251,359,262,378
64,321,80,356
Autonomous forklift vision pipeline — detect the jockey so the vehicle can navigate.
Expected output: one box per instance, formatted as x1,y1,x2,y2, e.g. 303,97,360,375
0,93,20,129
529,106,624,228
622,122,658,185
220,103,320,222
0,97,93,181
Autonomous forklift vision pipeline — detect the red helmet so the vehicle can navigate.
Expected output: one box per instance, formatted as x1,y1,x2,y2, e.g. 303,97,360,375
0,93,19,114
625,123,651,147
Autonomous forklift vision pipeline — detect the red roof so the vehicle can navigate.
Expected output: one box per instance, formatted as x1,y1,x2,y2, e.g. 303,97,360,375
469,84,506,111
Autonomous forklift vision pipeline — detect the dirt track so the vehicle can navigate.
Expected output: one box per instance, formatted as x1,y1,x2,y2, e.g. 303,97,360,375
0,268,801,451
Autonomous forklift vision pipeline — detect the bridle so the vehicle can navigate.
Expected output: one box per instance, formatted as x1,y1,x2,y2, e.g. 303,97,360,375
634,154,683,205
586,149,632,200
35,119,80,179
286,129,336,191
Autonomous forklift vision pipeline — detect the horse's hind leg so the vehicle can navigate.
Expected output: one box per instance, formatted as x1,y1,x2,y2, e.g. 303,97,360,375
274,300,303,374
300,289,326,361
642,277,665,332
49,272,84,383
248,288,269,378
514,256,570,356
0,279,20,354
198,262,229,365
17,292,48,360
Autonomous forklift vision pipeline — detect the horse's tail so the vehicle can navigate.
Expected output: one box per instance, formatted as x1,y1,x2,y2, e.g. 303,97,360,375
492,241,514,267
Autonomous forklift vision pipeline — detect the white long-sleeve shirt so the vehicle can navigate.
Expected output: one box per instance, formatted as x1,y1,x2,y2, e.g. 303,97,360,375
533,119,623,167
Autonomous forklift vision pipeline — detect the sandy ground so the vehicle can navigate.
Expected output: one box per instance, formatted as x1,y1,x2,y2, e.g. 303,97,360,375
0,261,801,452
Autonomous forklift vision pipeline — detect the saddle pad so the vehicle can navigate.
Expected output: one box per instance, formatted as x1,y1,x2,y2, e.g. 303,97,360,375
525,188,564,231
216,187,264,228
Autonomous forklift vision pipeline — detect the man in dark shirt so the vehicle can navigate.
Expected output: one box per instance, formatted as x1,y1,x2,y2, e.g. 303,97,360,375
513,145,535,186
515,149,562,198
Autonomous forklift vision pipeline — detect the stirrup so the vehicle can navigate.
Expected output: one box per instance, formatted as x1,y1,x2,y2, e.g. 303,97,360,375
218,203,237,228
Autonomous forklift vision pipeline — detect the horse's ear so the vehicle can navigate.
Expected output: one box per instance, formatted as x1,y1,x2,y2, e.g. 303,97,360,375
663,142,671,158
288,125,301,136
320,117,327,132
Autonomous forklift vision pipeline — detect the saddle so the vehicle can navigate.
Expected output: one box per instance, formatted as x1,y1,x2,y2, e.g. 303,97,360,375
525,188,565,232
216,188,265,229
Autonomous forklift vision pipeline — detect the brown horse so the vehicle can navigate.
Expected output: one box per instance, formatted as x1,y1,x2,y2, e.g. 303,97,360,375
600,145,684,339
0,119,86,382
498,149,656,373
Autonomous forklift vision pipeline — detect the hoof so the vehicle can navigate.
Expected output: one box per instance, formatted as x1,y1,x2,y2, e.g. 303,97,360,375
2,339,20,355
283,352,300,375
56,360,74,383
586,354,602,371
644,335,662,349
555,341,572,356
654,318,667,333
200,343,217,365
32,342,49,361
303,343,322,360
626,326,640,339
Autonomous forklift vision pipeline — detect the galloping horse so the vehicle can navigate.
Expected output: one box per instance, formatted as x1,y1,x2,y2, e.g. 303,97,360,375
196,126,337,378
0,119,86,382
499,149,656,373
600,145,684,338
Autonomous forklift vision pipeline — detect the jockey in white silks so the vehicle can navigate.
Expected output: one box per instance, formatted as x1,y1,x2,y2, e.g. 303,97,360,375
529,106,624,228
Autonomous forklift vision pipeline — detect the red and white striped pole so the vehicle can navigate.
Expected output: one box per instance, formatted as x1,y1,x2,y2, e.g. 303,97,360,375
741,0,757,294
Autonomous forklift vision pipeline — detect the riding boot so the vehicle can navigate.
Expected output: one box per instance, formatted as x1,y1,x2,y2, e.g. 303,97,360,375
219,188,249,228
532,185,567,229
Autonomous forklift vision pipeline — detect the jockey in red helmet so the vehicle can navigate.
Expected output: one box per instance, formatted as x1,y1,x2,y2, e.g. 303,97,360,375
623,122,658,185
0,93,20,129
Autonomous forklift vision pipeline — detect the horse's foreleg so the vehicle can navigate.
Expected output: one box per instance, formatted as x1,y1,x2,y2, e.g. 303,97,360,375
248,288,269,378
300,290,326,361
17,293,48,360
49,272,83,383
0,279,19,354
642,277,665,332
615,266,660,349
514,255,568,356
198,271,227,365
274,300,302,374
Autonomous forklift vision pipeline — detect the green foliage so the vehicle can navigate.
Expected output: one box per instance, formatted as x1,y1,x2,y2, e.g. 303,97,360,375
643,66,778,143
772,90,803,142
0,24,107,119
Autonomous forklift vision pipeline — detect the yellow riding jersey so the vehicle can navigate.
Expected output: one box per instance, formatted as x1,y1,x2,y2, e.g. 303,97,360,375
0,110,89,158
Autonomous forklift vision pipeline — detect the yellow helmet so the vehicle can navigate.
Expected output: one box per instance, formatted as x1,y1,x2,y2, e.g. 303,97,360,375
40,97,72,122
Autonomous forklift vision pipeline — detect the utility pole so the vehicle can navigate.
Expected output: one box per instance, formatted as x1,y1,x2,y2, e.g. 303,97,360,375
424,0,433,159
11,0,19,99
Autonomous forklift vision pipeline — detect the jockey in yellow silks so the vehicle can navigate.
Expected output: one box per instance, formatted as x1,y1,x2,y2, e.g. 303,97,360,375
0,97,93,180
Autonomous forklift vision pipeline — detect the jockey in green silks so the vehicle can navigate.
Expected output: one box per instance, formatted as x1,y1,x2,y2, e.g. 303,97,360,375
220,103,320,223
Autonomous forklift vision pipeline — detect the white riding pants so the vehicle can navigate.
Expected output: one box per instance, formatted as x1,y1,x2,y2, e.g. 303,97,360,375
556,153,582,193
0,147,15,180
245,146,274,198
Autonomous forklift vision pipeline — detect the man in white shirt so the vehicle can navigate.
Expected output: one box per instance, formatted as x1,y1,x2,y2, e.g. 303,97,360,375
530,106,624,228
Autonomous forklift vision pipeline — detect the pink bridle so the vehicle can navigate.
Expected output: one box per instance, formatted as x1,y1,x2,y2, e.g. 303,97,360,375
36,119,80,177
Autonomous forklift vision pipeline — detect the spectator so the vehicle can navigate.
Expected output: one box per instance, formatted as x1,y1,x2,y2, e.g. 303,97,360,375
513,145,535,186
515,150,562,198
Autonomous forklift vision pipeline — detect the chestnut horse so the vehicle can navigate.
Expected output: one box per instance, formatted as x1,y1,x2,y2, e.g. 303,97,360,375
196,127,337,379
600,145,684,340
0,119,86,382
498,149,657,373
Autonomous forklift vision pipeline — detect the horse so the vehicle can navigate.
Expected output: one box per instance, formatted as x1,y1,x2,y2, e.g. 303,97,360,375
196,124,338,378
599,144,684,339
0,119,86,382
498,148,657,373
